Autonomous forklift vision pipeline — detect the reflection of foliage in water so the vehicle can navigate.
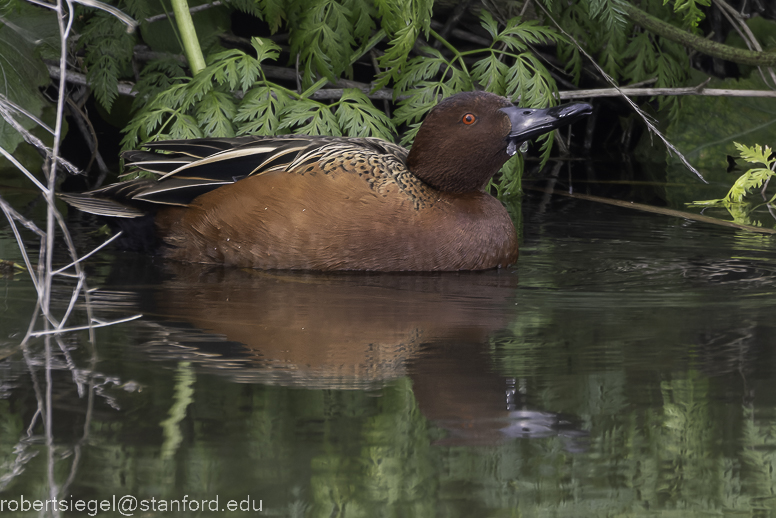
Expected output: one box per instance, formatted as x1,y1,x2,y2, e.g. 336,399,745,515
2,316,776,516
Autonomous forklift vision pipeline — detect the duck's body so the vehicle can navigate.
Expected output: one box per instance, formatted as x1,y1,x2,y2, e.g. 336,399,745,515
64,92,591,271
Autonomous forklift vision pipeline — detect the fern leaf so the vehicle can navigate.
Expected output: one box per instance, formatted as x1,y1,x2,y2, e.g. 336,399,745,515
587,0,628,31
734,142,775,167
80,11,136,112
335,90,395,139
471,53,509,95
342,0,376,43
667,0,712,30
479,10,500,40
278,99,341,136
374,0,433,87
235,86,291,136
196,90,236,137
496,19,561,50
393,50,447,95
725,168,774,203
291,0,355,87
168,114,205,140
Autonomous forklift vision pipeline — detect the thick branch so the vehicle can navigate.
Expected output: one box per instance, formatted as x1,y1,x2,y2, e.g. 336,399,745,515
622,3,776,67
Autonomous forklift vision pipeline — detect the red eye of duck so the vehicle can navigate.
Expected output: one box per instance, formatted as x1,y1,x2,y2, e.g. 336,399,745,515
461,113,476,125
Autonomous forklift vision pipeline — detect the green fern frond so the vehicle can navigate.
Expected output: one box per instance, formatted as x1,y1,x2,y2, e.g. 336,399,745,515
587,0,628,31
496,18,562,50
342,0,376,43
259,0,286,32
80,11,136,112
132,57,188,111
622,31,657,83
471,54,509,95
736,142,776,166
196,90,236,137
234,86,291,136
725,168,774,203
335,89,395,139
691,143,776,208
167,113,204,140
290,0,356,87
393,48,447,94
665,0,711,30
277,99,341,136
373,0,433,87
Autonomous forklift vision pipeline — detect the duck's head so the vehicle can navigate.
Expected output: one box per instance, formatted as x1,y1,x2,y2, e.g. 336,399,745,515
406,91,592,193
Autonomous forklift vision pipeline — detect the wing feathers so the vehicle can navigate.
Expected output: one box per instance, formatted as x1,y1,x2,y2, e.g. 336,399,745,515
69,136,407,217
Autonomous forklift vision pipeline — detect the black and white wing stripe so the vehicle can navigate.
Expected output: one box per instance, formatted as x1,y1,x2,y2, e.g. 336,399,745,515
64,136,408,218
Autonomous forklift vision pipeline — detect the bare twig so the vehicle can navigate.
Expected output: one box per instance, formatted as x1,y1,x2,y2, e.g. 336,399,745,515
65,97,110,184
557,84,776,99
73,0,137,31
0,97,80,175
47,63,136,97
526,185,776,234
0,198,43,294
27,315,144,337
52,231,125,275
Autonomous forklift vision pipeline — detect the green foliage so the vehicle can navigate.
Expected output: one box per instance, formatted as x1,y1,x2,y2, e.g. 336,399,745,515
79,11,137,112
665,72,776,171
334,90,394,139
0,1,58,153
122,8,566,193
697,142,776,204
373,0,433,88
689,143,776,227
664,0,711,30
62,0,730,196
122,37,396,148
586,0,629,31
541,0,690,107
288,0,362,87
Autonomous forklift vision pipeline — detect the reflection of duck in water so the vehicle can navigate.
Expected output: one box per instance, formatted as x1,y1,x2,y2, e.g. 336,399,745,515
64,92,591,271
96,262,586,447
105,263,520,386
409,342,587,449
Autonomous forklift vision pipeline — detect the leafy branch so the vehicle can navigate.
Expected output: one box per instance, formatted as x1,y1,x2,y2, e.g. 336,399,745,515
694,143,776,206
689,143,776,226
121,37,395,151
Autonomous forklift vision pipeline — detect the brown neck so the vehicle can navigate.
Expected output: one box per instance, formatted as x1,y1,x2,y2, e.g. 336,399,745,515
406,138,510,193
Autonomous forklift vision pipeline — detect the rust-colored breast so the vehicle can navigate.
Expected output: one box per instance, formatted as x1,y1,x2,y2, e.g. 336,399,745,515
156,150,518,271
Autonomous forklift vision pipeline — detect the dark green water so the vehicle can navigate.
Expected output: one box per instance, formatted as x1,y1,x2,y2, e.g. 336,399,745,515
1,170,776,517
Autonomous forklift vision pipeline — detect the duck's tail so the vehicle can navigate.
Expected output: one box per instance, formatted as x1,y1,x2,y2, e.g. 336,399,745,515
59,179,156,218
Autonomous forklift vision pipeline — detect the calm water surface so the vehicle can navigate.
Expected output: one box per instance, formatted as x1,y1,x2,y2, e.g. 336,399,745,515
1,168,776,517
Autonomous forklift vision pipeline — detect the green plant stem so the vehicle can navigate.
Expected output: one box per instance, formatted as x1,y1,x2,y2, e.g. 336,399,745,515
171,0,206,75
622,3,776,67
429,28,468,75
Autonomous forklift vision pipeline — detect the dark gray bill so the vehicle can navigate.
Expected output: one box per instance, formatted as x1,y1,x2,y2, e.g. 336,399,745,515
500,103,593,155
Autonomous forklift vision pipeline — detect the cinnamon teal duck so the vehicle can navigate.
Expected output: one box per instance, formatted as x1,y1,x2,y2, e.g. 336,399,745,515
64,91,592,271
